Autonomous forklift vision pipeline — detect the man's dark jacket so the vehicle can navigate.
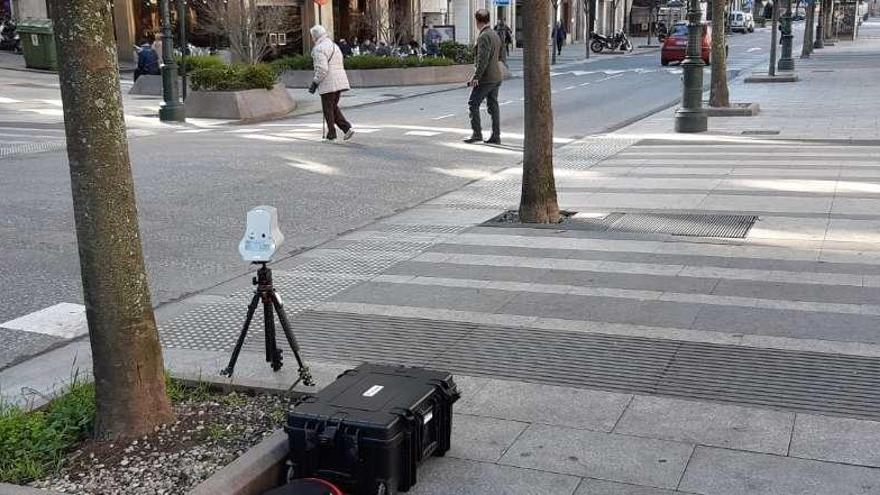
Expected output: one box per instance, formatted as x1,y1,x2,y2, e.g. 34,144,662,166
472,25,507,84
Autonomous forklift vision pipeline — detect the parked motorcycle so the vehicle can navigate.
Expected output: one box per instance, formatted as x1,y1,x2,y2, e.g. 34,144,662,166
0,20,21,53
590,31,633,53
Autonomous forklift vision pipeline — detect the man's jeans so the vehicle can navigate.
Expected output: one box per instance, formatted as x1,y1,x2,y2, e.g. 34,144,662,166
468,81,501,139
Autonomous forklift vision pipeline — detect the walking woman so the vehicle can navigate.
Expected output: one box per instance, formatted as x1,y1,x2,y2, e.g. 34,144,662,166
309,25,355,142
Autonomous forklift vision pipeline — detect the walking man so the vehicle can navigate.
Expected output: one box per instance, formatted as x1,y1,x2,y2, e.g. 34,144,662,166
494,18,513,57
309,25,355,142
554,22,567,56
465,9,506,145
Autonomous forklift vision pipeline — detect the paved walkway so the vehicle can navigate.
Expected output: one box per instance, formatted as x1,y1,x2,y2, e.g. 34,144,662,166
4,20,880,495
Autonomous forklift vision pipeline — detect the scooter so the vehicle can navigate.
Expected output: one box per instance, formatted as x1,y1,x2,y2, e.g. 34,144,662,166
590,31,633,53
0,20,21,53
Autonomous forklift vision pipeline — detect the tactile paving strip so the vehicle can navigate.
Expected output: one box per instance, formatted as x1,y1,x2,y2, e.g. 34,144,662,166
289,311,880,421
159,225,469,352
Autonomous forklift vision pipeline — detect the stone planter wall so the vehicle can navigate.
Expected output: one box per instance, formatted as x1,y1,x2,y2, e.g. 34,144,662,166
185,84,296,121
281,64,480,88
188,430,288,495
129,75,191,96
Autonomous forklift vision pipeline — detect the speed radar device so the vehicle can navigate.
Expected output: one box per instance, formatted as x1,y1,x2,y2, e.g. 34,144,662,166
223,206,314,388
239,206,285,263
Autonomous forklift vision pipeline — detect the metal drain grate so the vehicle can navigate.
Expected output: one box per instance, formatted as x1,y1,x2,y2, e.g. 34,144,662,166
605,212,758,238
485,211,758,239
291,311,880,420
741,130,781,136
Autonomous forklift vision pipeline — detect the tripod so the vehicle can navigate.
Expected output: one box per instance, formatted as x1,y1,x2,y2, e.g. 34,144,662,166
221,262,314,388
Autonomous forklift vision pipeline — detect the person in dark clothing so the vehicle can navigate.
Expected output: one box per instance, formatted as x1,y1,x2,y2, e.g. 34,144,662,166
553,22,567,55
494,19,513,56
763,1,774,19
375,41,392,56
134,42,160,81
464,8,507,145
425,24,443,56
338,38,354,57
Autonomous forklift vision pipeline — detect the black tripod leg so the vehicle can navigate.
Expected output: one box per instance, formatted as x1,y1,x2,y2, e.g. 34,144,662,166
264,296,283,371
271,293,314,387
221,293,260,377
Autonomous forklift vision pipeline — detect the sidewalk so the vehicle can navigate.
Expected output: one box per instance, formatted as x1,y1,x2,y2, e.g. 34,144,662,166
4,22,880,495
0,50,136,73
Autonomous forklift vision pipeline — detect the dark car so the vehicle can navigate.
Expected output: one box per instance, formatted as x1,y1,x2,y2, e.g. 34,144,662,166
661,21,726,66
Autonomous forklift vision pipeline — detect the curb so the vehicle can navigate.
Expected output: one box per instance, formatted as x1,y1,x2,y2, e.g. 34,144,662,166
0,484,65,495
189,430,288,495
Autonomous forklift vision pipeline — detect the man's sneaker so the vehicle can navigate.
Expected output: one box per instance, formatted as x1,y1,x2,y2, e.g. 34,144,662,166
484,136,501,145
323,137,337,143
463,135,484,144
343,129,355,141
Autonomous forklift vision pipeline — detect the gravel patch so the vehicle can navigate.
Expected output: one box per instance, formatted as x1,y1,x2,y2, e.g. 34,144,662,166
29,391,288,495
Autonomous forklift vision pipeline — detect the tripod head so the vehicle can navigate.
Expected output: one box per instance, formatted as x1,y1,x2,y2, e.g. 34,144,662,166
252,262,271,287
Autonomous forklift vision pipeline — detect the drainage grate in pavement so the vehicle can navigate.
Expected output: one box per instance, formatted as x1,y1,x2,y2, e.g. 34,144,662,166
741,130,781,136
292,311,880,420
484,211,758,239
606,212,758,238
812,69,836,73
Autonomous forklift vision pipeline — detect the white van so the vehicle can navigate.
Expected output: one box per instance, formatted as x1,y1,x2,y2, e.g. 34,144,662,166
729,11,755,33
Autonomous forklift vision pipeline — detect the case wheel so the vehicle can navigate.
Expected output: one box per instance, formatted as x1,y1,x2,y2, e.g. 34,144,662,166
376,481,393,495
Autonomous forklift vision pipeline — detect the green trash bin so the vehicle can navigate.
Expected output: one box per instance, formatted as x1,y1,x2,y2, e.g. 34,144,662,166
18,19,58,71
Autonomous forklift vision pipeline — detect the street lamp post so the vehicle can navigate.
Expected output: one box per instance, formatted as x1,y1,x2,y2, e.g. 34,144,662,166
159,0,185,122
674,0,707,133
177,0,187,101
814,0,825,48
778,0,795,70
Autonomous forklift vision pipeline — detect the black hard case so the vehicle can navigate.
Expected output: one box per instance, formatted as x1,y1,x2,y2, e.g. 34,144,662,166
284,364,460,495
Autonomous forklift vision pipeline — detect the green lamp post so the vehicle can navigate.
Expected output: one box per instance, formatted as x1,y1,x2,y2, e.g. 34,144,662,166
674,0,707,133
814,0,825,48
778,0,795,70
159,0,185,122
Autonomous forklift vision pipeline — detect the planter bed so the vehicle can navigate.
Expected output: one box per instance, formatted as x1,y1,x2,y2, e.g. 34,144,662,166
2,383,289,495
282,64,477,88
186,84,295,121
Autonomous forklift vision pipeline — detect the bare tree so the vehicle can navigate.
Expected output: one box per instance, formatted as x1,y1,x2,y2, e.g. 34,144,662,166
201,0,294,63
519,0,561,223
47,0,174,439
358,0,411,45
709,0,730,107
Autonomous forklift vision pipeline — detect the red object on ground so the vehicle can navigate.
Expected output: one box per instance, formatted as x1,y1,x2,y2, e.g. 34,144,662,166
661,22,712,66
263,478,344,495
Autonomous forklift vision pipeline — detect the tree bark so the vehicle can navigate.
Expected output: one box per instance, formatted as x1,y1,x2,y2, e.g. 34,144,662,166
802,0,815,56
519,0,560,224
769,0,780,76
709,0,730,107
48,0,174,439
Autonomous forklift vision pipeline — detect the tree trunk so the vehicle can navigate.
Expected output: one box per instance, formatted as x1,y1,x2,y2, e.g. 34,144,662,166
802,1,815,56
709,0,730,107
769,0,780,76
519,0,561,224
48,0,174,440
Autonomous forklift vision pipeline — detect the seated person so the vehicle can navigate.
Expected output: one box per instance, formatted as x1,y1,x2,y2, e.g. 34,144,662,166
134,42,160,81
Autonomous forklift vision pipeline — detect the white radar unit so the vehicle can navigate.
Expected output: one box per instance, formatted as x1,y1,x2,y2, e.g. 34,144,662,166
239,206,285,263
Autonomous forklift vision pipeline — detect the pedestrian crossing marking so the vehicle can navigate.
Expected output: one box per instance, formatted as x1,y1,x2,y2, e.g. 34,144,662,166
1,303,87,339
